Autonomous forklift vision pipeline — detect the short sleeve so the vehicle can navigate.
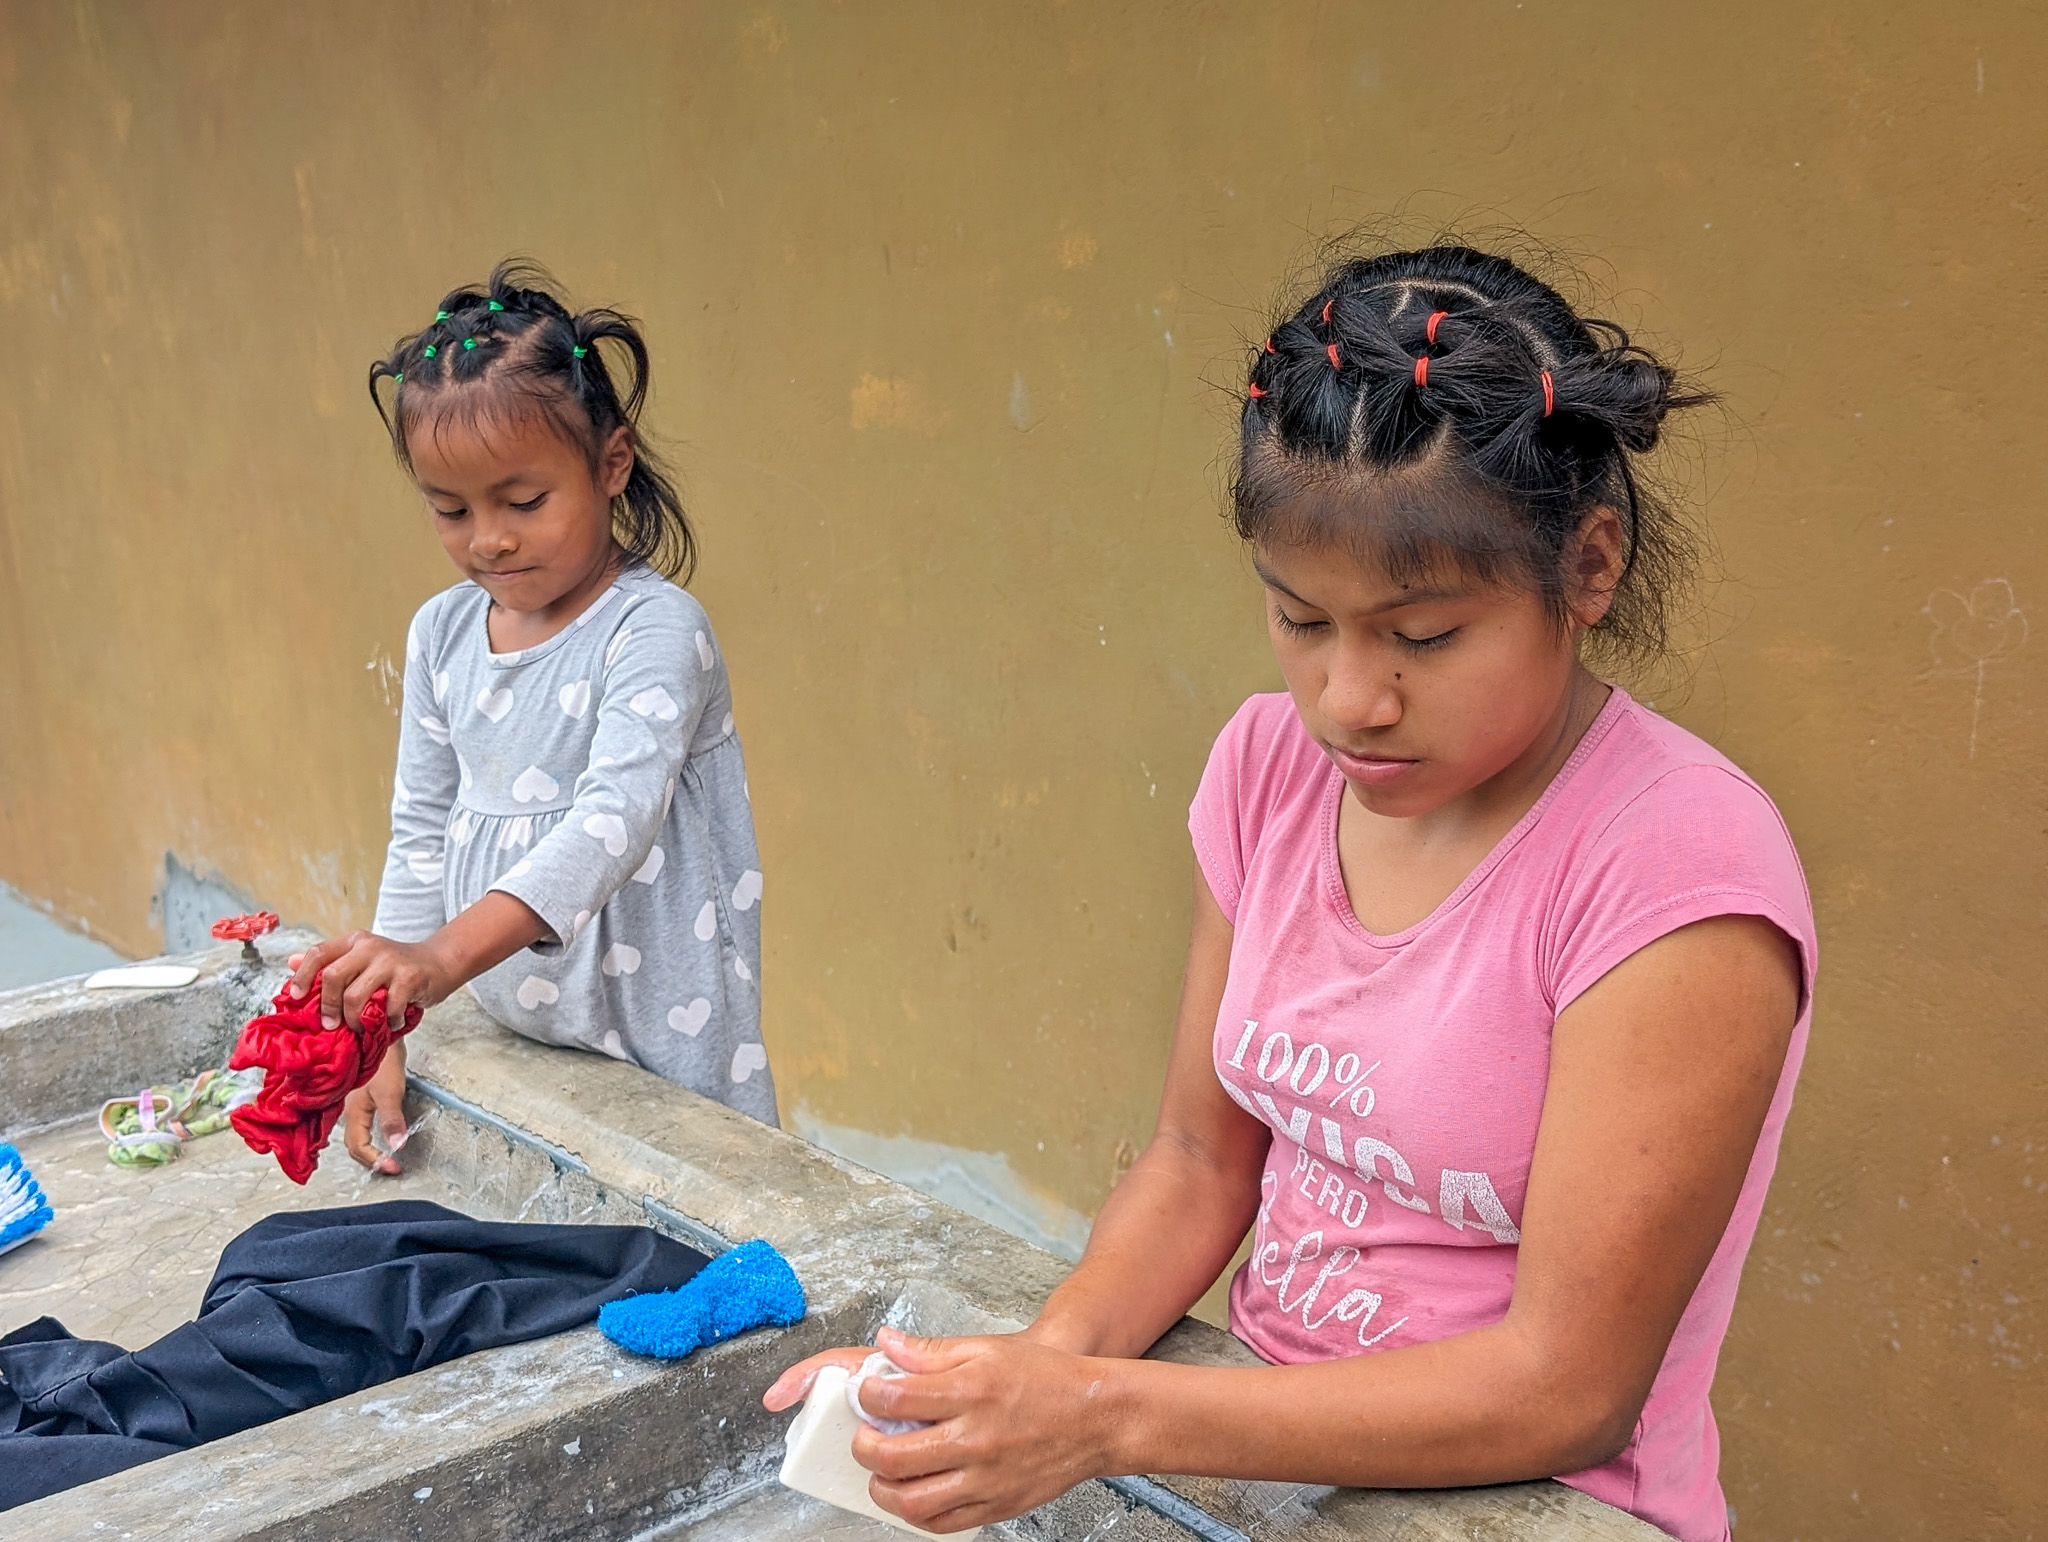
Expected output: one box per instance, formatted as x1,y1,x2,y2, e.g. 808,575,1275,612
1548,764,1816,1016
1188,695,1306,924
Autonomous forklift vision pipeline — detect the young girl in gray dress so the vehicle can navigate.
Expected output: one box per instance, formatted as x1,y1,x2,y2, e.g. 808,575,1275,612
289,262,777,1171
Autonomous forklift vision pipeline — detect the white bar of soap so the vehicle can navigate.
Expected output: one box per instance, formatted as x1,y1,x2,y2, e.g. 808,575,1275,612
777,1363,980,1538
84,965,200,990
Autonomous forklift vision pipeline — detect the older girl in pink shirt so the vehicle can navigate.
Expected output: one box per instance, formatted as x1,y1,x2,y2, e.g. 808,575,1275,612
768,245,1814,1542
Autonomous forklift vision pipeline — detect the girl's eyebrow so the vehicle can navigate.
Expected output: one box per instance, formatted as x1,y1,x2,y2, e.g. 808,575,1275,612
1252,560,1467,613
416,471,543,499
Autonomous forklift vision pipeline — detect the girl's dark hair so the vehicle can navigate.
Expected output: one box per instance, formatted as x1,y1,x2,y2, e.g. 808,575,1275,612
369,259,695,583
1235,244,1709,669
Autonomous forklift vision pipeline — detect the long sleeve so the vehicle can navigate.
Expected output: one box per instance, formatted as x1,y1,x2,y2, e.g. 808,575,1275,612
371,600,461,943
487,593,708,952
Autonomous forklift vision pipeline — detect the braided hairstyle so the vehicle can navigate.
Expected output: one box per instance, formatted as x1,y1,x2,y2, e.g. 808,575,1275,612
1235,245,1709,669
369,259,694,582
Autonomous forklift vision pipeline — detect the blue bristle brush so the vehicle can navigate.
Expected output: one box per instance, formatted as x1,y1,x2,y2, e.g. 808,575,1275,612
0,1144,53,1258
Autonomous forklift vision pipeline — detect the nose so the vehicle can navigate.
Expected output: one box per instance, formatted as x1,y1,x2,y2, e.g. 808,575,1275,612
470,511,517,560
1320,643,1403,734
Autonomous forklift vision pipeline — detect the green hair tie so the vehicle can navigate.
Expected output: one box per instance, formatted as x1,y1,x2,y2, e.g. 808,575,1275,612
435,310,449,322
463,337,477,350
573,346,588,359
423,345,436,358
393,371,404,383
488,300,505,312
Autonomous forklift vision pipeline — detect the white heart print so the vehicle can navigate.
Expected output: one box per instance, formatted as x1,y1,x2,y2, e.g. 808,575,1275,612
731,869,763,911
668,998,712,1036
392,771,410,810
721,711,734,737
457,753,473,793
406,852,444,884
431,669,450,704
498,816,533,851
510,765,559,803
559,679,591,719
631,845,666,884
733,954,753,983
503,858,533,881
476,686,514,723
630,685,678,721
605,627,635,669
692,900,718,942
406,622,423,663
417,715,451,747
695,631,714,671
730,1043,769,1083
450,811,476,847
599,1029,630,1061
571,909,593,938
601,942,642,977
515,975,560,1010
583,812,628,856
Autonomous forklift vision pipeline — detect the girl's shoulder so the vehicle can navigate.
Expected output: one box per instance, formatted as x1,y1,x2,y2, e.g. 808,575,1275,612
1188,694,1328,920
404,581,488,660
1546,692,1815,977
611,565,713,632
1202,691,1326,804
1569,692,1797,850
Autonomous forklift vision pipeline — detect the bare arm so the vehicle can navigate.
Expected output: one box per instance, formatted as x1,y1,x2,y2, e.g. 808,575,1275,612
768,911,1799,1533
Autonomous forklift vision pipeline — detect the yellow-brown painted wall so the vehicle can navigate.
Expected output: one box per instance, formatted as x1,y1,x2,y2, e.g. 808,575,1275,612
2,4,2041,1536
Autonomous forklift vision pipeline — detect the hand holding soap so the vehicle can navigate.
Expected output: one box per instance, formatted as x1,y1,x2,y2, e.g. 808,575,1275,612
777,1352,981,1538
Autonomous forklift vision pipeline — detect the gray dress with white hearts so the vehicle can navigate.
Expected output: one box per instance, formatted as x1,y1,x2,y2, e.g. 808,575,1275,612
372,562,777,1125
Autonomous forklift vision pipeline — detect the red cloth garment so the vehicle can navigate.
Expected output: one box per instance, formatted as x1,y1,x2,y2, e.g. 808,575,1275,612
227,977,421,1185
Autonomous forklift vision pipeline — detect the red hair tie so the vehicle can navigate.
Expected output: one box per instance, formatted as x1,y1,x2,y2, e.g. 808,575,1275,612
1263,337,1276,354
1425,309,1448,344
1327,343,1341,370
1540,370,1555,417
1413,355,1429,387
1320,299,1334,325
1248,383,1267,398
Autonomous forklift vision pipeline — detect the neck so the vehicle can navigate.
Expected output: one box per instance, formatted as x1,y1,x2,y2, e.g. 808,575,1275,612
1358,664,1611,845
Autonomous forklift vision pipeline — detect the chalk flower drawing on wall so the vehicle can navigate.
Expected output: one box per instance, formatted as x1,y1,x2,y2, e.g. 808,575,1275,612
1923,579,2028,758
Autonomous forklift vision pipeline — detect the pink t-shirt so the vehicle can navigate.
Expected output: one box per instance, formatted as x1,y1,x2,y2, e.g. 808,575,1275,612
1190,689,1814,1542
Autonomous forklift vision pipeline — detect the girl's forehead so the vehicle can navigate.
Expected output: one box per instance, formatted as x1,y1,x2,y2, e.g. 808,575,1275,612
408,399,584,475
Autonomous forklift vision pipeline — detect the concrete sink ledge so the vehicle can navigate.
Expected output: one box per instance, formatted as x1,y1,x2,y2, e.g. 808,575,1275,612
0,944,1666,1540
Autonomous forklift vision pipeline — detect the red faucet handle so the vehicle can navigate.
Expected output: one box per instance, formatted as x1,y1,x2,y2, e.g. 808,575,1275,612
211,911,281,943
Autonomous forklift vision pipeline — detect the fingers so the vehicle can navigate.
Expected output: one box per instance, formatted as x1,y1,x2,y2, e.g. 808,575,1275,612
869,1468,981,1533
289,936,351,1008
760,1346,873,1412
875,1326,982,1374
371,1068,409,1174
341,1086,393,1173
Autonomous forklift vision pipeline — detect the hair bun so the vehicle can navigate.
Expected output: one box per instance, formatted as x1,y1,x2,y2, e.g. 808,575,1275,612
1567,347,1676,454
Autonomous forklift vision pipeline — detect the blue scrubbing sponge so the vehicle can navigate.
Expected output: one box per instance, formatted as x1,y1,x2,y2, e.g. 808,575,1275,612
599,1237,806,1359
0,1144,52,1258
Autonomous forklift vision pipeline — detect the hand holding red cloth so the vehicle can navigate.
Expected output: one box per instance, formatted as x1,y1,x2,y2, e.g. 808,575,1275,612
227,975,421,1184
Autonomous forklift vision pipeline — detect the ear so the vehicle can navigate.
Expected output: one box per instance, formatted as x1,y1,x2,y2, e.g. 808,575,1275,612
1567,506,1625,630
599,425,635,501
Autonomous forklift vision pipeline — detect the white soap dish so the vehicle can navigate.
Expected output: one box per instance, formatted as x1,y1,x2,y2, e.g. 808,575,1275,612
84,965,201,991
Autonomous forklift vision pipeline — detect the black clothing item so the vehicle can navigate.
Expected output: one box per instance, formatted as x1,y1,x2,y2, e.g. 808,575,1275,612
0,1201,706,1511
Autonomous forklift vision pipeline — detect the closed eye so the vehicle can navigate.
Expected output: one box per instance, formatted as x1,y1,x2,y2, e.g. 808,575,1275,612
510,492,549,513
1272,605,1328,638
430,504,466,520
1395,628,1458,651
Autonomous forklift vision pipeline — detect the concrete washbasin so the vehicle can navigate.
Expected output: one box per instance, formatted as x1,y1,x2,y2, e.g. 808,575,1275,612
0,940,1666,1541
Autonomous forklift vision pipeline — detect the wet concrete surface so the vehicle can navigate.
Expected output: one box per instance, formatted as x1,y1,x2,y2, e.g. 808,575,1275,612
2,1110,465,1346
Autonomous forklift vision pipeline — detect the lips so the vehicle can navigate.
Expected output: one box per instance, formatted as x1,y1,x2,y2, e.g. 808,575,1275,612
1327,745,1419,785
